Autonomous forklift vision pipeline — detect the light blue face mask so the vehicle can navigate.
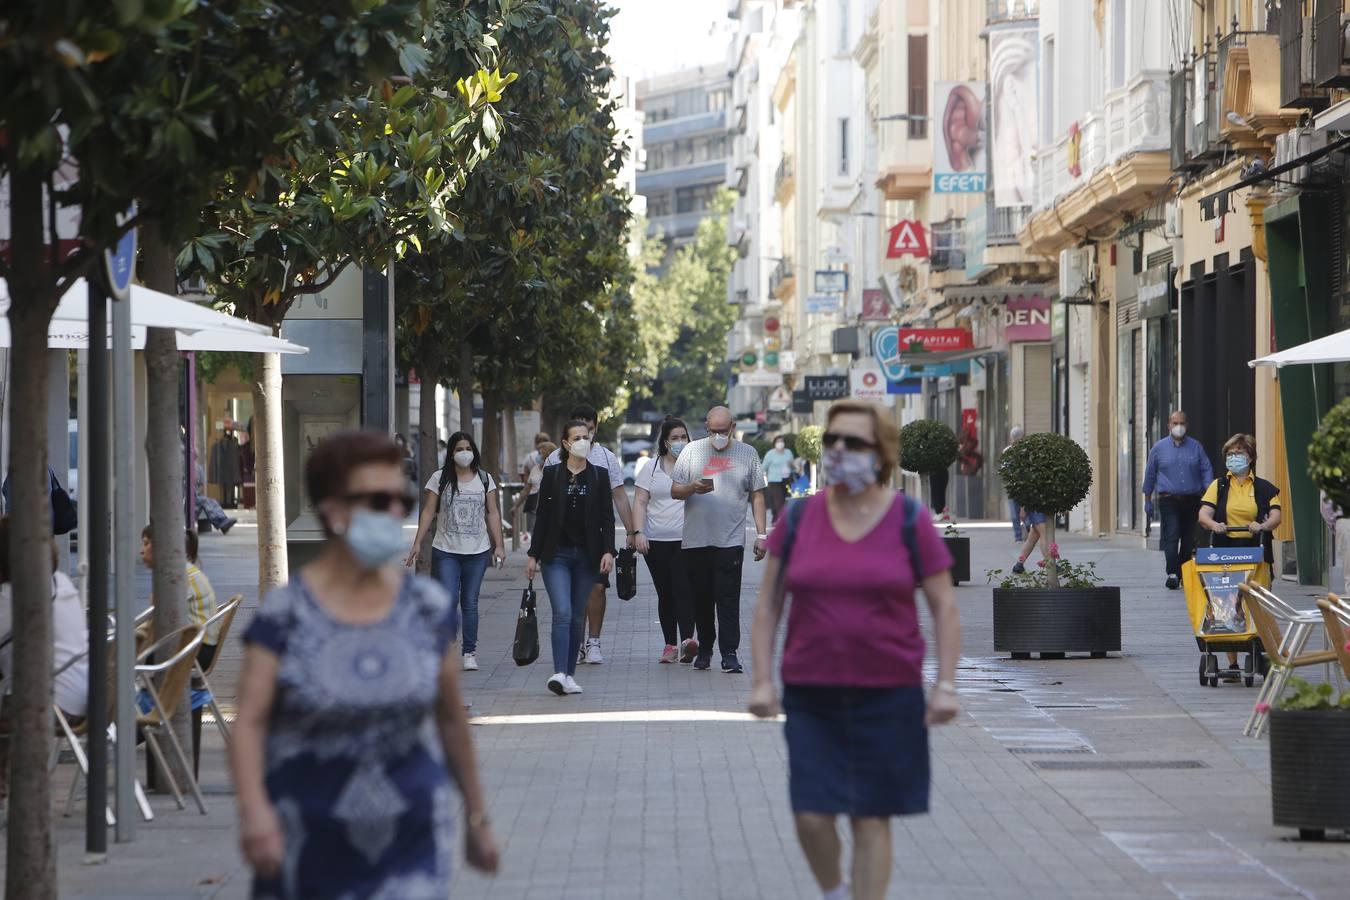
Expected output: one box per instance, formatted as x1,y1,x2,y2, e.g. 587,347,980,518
342,509,406,569
1226,454,1250,477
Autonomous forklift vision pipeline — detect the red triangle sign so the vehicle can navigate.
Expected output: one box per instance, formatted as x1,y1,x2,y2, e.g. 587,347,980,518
886,220,929,259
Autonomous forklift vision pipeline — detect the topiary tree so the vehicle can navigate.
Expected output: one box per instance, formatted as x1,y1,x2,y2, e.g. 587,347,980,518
1309,397,1350,516
999,432,1093,588
796,426,823,465
900,420,959,475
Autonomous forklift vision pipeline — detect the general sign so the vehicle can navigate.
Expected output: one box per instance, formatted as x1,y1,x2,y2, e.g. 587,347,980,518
850,365,893,405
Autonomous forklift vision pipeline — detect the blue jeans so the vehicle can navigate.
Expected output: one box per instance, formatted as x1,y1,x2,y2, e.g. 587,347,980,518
1010,500,1023,540
541,545,598,676
431,548,492,653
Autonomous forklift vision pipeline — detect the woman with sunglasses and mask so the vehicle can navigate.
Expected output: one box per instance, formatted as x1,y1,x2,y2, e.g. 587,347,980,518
749,401,961,900
231,431,498,899
633,416,698,664
526,420,615,696
406,431,506,672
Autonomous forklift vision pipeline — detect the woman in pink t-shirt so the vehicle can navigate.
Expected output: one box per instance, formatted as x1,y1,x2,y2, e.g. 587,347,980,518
749,401,961,900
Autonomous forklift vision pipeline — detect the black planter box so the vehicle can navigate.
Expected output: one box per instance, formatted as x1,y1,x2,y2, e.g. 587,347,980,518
992,587,1121,657
1270,709,1350,839
943,536,970,585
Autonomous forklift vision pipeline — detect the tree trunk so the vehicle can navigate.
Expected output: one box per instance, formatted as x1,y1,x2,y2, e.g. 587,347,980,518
1044,520,1059,589
480,391,501,482
416,363,440,575
140,232,193,789
4,154,58,900
456,340,473,433
503,403,518,484
252,351,288,598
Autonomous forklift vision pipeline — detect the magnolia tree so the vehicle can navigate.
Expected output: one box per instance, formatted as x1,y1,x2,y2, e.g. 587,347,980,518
998,432,1093,588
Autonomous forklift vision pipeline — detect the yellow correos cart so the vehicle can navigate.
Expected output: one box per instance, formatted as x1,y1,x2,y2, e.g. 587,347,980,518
1181,545,1269,687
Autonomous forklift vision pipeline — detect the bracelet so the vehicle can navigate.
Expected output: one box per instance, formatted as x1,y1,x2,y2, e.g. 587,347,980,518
466,811,491,829
933,680,957,695
627,530,638,536
755,534,767,540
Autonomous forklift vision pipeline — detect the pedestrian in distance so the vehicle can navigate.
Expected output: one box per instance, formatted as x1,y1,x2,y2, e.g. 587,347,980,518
670,405,768,674
192,451,237,534
230,431,498,898
543,404,636,665
1001,425,1025,542
748,400,961,900
514,432,552,535
406,431,507,673
527,420,617,696
762,434,796,523
1142,410,1214,590
1199,433,1282,673
633,416,698,664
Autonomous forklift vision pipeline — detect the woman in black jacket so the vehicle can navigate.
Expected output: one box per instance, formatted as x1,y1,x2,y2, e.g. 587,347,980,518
527,420,616,696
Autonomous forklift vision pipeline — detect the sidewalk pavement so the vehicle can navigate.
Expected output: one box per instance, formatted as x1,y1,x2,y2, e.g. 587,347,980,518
10,514,1350,899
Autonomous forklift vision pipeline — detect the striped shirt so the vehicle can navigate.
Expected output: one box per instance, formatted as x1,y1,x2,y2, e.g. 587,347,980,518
186,563,220,645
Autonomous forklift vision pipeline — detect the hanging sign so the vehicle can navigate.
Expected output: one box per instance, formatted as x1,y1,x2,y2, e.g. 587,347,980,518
739,370,784,387
813,270,849,293
803,374,850,401
886,220,929,259
805,294,842,315
861,288,890,320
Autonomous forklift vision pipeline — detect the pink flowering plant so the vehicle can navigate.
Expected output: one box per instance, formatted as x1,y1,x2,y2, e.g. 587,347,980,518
1278,677,1350,711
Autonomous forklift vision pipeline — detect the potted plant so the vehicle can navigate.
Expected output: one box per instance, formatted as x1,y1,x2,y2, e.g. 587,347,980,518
1308,397,1350,593
900,420,966,581
1266,678,1350,840
988,432,1120,659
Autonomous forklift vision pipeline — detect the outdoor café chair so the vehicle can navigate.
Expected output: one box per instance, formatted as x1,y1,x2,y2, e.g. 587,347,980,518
1240,582,1339,738
1316,594,1350,690
134,624,208,814
193,595,241,752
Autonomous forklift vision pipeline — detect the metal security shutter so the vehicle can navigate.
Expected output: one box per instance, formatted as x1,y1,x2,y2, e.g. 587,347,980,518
1023,344,1053,434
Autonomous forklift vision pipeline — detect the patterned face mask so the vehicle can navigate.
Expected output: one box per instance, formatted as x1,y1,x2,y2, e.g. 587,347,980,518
822,447,878,495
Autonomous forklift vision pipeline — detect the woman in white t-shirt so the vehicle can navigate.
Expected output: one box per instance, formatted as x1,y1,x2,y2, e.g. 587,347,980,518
407,432,506,671
633,417,697,665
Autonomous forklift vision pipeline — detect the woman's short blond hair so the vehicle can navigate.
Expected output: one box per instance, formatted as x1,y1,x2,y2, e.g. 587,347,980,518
1222,433,1257,467
825,400,900,483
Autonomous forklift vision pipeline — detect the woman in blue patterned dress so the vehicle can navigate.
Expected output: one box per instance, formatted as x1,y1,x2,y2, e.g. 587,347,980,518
230,431,499,899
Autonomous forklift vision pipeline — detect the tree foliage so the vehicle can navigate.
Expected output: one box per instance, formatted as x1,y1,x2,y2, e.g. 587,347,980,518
1309,397,1350,515
636,190,738,420
899,420,959,475
999,432,1093,516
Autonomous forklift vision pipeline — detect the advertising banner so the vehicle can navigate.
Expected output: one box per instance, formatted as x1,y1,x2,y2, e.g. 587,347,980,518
989,30,1038,208
850,365,892,405
1003,293,1052,342
805,294,842,315
933,81,987,194
861,289,890,321
802,374,850,401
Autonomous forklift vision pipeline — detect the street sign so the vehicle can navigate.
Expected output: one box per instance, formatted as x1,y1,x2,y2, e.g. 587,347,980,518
768,386,792,411
792,390,814,413
886,220,929,258
803,374,850,401
850,365,888,402
103,204,137,301
806,294,841,315
861,289,889,321
739,370,784,387
813,270,848,294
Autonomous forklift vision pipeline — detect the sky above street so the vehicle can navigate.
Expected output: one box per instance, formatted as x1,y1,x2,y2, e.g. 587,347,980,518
606,0,730,80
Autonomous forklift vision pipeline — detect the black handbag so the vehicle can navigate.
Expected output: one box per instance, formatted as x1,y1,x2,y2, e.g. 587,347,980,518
512,580,540,667
616,548,637,601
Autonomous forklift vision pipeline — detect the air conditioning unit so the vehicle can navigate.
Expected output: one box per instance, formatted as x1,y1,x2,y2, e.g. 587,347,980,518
1275,126,1327,182
1058,246,1096,299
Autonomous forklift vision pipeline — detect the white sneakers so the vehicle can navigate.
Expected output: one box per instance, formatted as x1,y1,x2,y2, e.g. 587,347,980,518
462,653,478,672
547,673,584,696
582,638,603,665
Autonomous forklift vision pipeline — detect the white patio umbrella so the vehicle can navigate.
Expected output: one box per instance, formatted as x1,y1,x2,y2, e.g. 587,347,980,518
1249,327,1350,368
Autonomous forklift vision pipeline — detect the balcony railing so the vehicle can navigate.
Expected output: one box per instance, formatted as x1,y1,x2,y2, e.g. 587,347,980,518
774,154,795,195
1033,70,1170,212
1277,0,1328,108
768,256,795,298
986,0,1038,25
986,203,1028,246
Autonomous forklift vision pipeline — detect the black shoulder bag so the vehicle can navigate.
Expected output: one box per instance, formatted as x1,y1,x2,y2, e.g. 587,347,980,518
512,579,540,666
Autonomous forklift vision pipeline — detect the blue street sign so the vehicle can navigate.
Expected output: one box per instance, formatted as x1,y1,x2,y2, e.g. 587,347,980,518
103,204,137,301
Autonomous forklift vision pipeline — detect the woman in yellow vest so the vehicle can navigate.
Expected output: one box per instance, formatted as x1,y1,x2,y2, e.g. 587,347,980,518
1198,433,1282,674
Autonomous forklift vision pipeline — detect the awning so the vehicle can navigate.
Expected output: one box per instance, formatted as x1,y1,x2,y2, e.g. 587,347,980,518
0,278,306,354
894,346,995,366
1250,327,1350,368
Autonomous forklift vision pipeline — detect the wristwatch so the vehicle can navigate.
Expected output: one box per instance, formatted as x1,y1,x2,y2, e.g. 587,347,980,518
627,530,638,536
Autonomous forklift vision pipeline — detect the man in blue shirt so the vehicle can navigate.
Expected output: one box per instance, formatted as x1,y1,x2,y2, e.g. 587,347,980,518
1142,410,1214,589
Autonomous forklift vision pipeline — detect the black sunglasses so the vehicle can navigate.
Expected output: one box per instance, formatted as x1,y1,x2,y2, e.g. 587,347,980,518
345,490,417,514
822,432,878,452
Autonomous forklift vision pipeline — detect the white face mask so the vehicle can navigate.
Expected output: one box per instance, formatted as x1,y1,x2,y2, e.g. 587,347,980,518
774,441,785,450
453,450,474,469
569,438,592,459
668,440,688,456
1171,424,1186,440
710,433,730,450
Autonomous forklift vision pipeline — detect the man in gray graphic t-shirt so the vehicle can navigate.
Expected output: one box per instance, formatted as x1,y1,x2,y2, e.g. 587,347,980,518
671,406,767,674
